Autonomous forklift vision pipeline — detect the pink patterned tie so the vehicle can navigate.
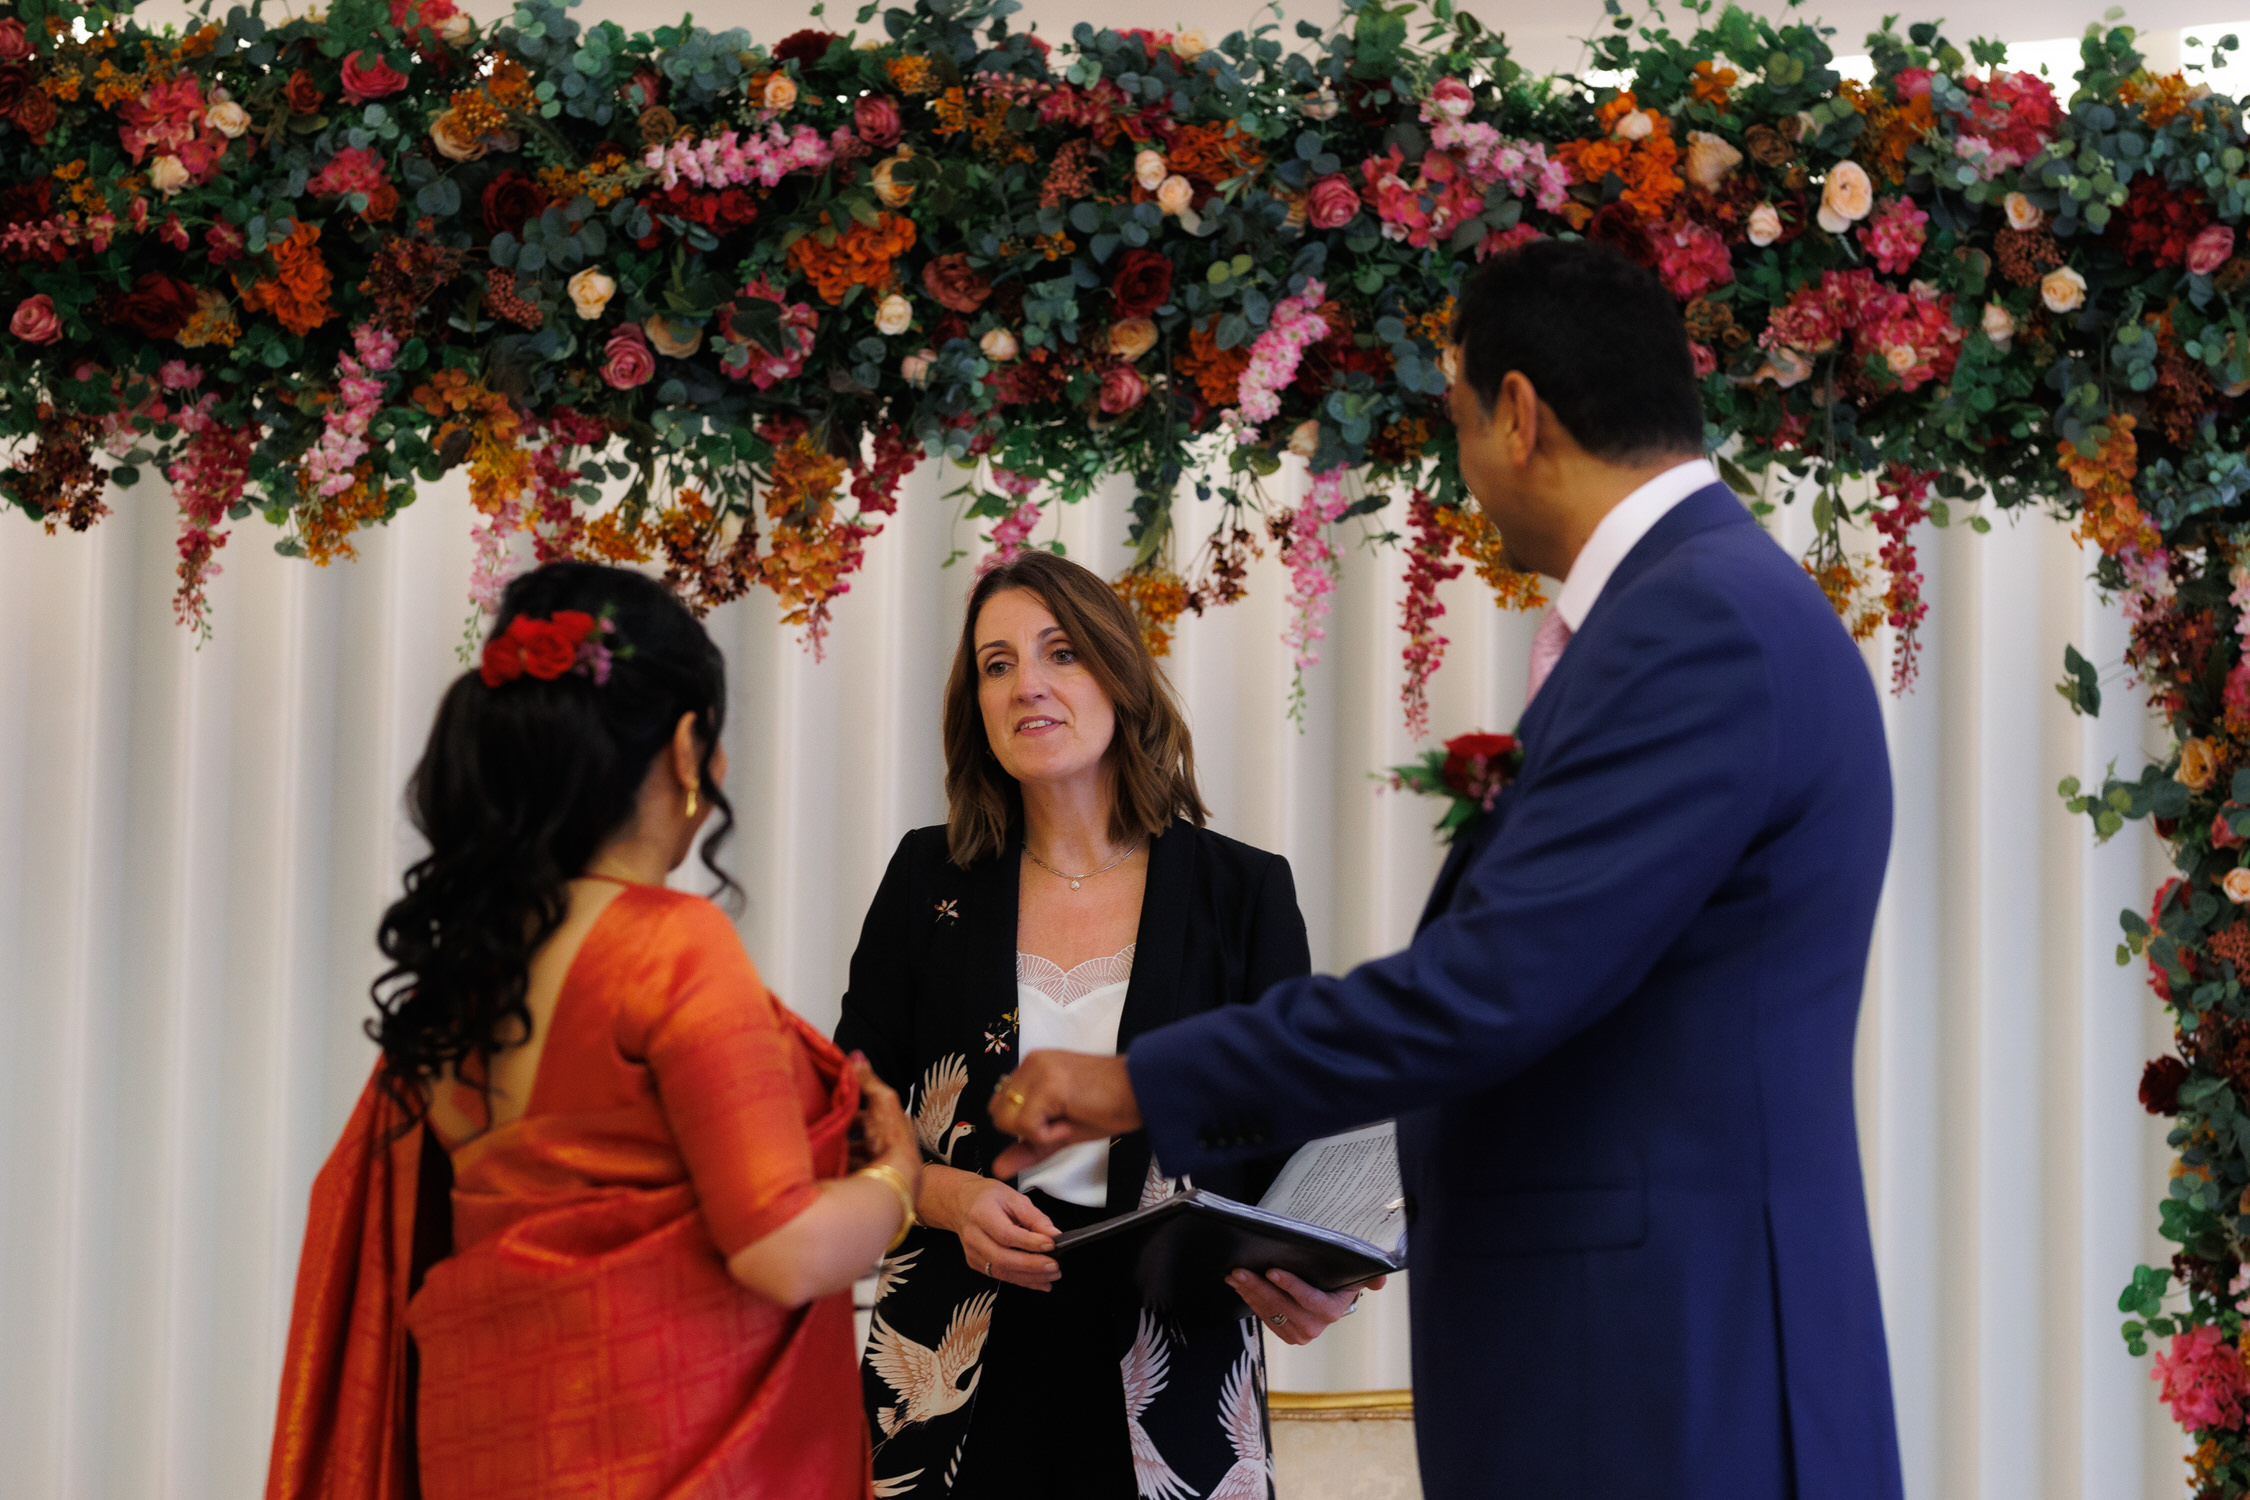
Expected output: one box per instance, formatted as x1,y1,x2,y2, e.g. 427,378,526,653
1525,611,1573,704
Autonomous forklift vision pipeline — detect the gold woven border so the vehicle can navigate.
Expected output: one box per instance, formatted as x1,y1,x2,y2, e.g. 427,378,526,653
1267,1389,1415,1421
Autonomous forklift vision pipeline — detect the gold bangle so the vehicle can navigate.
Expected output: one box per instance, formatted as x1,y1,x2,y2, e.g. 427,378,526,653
857,1162,917,1253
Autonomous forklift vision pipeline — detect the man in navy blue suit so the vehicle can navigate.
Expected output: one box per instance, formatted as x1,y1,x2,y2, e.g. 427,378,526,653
991,239,1903,1500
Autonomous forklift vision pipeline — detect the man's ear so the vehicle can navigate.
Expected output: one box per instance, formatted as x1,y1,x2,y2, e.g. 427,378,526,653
1498,371,1541,467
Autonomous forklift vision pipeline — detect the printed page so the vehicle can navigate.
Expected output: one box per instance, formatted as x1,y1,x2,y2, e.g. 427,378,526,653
1255,1121,1404,1251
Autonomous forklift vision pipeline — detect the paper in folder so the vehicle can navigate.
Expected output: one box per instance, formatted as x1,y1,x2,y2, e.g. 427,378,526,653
1050,1121,1407,1321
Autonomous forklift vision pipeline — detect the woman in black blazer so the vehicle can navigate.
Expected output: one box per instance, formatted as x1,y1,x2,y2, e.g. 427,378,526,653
836,552,1367,1500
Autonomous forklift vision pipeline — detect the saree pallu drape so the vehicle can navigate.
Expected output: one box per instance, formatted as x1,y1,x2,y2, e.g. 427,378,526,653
266,885,871,1500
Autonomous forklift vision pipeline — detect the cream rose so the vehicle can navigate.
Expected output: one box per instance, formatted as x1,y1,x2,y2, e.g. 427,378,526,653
2182,736,2221,791
980,327,1019,362
1982,301,2016,349
1134,150,1169,192
1173,29,1208,60
2004,192,2043,231
1156,174,1196,217
902,348,937,386
1287,419,1320,457
1684,130,1742,192
2041,265,2087,314
1613,109,1655,142
567,267,617,320
764,73,798,112
874,293,912,336
2224,866,2250,906
1107,317,1158,361
1817,161,1873,233
645,313,703,358
1746,202,1782,247
429,109,488,162
1884,344,1917,376
1756,347,1813,388
206,100,250,138
149,155,191,197
438,11,473,43
872,149,916,208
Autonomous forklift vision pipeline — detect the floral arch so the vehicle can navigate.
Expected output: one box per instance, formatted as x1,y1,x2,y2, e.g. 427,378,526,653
6,0,2250,1465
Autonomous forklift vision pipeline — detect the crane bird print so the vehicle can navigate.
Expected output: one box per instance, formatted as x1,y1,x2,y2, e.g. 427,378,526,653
867,1290,998,1439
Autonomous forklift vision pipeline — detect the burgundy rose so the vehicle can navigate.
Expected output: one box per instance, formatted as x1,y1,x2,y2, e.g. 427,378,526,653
339,49,409,104
1306,172,1360,230
11,294,60,344
1109,248,1174,317
285,69,324,115
205,221,247,266
0,18,30,61
922,253,992,314
855,93,903,149
107,273,198,340
481,169,548,237
602,323,655,389
0,66,28,118
771,28,842,66
624,68,663,110
2141,1055,2189,1116
12,86,55,144
1097,362,1148,414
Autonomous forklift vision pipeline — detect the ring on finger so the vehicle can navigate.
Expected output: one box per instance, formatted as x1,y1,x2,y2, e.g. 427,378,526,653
985,1260,994,1276
1269,1312,1288,1327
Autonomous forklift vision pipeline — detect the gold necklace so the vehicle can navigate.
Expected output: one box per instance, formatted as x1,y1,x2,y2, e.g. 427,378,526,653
1023,839,1142,890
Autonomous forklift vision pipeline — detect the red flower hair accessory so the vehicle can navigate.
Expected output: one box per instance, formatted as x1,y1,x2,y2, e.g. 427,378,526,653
478,608,621,688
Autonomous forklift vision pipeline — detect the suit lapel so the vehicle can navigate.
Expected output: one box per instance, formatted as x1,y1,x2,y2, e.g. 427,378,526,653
1106,820,1192,1205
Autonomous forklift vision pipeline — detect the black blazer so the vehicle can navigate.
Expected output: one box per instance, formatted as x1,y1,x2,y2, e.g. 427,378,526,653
835,816,1310,1206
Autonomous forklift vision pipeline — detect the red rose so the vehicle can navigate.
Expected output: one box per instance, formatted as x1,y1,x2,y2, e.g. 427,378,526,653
1097,362,1148,414
855,94,902,148
107,273,199,340
602,323,655,389
1439,732,1519,805
0,66,28,117
516,619,578,679
479,635,522,687
922,253,992,313
11,294,60,345
550,610,595,644
339,49,409,104
481,169,547,236
1443,732,1516,761
771,28,841,66
1306,172,1360,229
12,86,56,144
1109,248,1174,317
285,69,324,115
0,19,30,61
2141,1055,2189,1116
624,68,663,109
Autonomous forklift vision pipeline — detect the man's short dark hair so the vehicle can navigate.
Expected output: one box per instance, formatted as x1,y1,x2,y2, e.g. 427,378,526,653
1450,238,1707,462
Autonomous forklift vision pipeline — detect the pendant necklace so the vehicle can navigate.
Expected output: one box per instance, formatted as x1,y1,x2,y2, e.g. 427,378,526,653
1024,840,1142,890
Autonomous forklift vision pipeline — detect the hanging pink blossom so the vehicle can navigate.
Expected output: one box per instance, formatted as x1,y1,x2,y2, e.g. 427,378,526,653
2151,1324,2250,1432
1399,490,1464,740
642,123,843,190
302,321,400,499
165,396,257,632
1235,279,1329,427
981,474,1042,574
1281,468,1353,707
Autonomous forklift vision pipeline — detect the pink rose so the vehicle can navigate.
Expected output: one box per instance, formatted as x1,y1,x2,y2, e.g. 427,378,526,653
602,323,655,389
855,94,902,149
1098,363,1149,414
2190,224,2236,277
0,18,30,61
1426,77,1475,122
2216,811,2246,850
11,293,60,344
339,50,409,105
159,214,190,251
1307,173,1360,230
205,221,246,266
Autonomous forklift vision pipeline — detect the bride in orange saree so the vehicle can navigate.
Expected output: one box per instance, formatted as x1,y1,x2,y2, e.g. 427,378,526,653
266,562,919,1500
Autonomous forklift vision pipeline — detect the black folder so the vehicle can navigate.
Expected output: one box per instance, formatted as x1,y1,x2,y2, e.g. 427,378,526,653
1051,1188,1407,1322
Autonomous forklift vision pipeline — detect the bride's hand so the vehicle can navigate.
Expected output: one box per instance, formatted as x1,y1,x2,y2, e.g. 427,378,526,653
1226,1268,1386,1346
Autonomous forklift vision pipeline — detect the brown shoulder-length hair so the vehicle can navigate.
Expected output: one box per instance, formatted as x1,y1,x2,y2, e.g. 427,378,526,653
943,550,1208,868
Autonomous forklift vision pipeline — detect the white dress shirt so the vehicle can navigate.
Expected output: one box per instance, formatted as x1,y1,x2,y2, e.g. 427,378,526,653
1550,458,1722,630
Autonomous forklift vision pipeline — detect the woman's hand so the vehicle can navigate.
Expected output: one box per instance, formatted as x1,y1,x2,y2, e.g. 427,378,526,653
850,1054,924,1192
920,1166,1062,1292
1226,1268,1386,1347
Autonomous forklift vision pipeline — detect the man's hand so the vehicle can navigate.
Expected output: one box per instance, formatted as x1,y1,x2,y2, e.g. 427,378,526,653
988,1051,1143,1179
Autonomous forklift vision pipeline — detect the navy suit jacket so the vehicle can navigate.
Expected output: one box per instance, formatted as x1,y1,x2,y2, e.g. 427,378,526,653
1130,483,1903,1500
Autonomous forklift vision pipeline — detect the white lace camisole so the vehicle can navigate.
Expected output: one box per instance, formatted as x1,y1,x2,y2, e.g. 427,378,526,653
1012,943,1134,1208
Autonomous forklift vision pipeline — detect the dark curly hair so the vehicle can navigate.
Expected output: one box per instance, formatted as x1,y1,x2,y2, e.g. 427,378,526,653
368,561,737,1114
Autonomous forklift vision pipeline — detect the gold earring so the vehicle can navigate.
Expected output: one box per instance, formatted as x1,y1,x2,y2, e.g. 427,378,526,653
685,784,699,819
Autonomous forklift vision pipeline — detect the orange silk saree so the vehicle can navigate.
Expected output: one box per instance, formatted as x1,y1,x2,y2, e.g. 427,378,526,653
266,886,871,1500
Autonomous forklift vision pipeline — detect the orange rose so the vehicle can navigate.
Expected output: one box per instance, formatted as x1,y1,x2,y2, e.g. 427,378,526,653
2181,737,2220,791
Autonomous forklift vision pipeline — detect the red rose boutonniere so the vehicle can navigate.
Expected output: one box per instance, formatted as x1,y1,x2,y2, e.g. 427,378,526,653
1387,731,1524,842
